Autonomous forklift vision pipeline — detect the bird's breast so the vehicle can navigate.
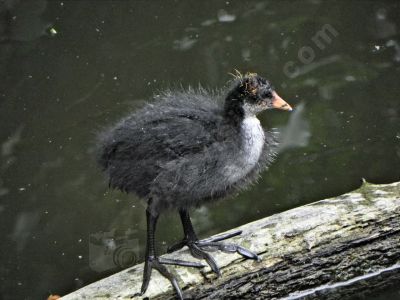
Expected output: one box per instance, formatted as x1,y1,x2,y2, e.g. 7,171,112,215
222,116,265,183
240,116,265,168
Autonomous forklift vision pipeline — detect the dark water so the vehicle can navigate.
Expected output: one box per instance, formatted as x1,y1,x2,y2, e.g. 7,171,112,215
1,0,399,299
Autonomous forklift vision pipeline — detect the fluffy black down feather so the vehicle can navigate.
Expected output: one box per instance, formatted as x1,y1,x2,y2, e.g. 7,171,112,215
96,87,277,212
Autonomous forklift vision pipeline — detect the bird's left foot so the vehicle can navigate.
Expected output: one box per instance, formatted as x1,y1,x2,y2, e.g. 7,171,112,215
167,230,260,276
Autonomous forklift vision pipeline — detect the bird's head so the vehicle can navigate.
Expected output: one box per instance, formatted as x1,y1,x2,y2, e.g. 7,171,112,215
224,71,292,120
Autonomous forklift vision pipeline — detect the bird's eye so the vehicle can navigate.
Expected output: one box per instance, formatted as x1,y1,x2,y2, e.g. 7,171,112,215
263,90,272,98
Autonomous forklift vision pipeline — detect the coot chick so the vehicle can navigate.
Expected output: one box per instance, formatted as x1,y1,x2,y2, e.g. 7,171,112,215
97,72,292,299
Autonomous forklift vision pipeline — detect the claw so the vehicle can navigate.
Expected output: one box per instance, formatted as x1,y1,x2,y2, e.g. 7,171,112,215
155,262,183,300
189,243,221,276
204,254,221,277
237,245,260,261
196,241,259,260
140,259,152,295
139,257,184,300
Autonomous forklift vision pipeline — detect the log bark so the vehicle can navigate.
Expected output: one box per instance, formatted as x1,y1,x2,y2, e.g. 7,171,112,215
62,181,400,300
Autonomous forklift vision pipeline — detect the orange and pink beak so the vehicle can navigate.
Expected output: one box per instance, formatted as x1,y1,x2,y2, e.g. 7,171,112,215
271,91,293,111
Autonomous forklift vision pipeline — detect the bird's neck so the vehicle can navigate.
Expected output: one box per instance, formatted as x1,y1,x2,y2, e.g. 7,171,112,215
224,101,260,126
224,91,245,125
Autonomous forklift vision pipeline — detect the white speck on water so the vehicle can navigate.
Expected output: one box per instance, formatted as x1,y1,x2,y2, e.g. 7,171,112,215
345,75,356,81
113,76,118,80
61,252,65,256
17,282,22,286
49,28,57,36
217,9,236,22
18,187,26,191
225,35,233,42
44,210,48,214
78,238,82,243
201,19,215,26
173,36,197,51
28,75,32,79
78,255,83,259
374,45,380,50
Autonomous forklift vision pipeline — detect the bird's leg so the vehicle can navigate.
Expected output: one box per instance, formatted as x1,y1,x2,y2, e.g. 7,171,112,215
139,208,182,299
167,209,259,276
138,207,204,300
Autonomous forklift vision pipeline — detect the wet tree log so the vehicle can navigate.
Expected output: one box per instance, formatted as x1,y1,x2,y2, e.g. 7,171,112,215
62,181,400,300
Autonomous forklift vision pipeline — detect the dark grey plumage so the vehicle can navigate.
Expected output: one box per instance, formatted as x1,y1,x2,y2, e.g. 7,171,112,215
97,83,277,213
96,73,292,299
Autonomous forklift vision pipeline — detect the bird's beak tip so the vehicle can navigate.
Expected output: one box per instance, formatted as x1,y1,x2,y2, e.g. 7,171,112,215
271,91,292,112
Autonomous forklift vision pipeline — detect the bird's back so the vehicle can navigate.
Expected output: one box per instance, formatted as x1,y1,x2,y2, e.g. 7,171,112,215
97,89,223,193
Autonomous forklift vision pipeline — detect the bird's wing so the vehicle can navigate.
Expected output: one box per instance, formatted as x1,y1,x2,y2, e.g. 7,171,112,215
104,109,225,165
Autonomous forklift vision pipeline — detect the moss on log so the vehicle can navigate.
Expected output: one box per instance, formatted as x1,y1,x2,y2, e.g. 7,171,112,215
62,181,400,299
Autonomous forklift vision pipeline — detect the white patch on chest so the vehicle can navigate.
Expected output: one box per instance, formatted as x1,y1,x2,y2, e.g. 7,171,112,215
223,116,265,183
241,116,265,168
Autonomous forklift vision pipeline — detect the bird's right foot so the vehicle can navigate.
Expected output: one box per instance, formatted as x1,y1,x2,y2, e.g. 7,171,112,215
135,255,205,300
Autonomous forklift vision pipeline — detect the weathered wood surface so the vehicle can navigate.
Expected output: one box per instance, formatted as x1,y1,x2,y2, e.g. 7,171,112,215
62,181,400,299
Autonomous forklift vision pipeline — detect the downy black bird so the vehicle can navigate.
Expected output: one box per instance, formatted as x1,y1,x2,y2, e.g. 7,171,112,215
96,72,292,299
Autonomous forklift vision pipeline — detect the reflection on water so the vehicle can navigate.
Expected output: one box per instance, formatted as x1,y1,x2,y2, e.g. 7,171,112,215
1,0,399,299
278,102,311,151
